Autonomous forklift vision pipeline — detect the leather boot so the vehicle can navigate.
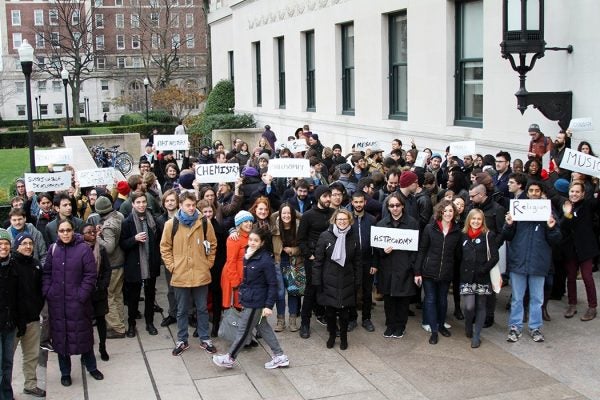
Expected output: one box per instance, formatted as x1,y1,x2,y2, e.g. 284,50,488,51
339,331,348,350
288,315,299,332
126,323,136,338
564,305,577,318
274,316,285,332
326,314,337,348
542,305,551,321
99,343,109,361
581,307,597,321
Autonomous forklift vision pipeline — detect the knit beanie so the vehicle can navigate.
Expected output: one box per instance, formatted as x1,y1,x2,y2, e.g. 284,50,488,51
95,196,113,216
399,171,418,188
116,181,131,196
554,178,569,195
179,170,195,190
12,232,33,250
314,185,332,201
0,228,11,244
234,211,254,227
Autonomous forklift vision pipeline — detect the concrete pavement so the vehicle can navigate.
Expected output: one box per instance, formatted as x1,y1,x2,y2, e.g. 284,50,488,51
12,276,599,400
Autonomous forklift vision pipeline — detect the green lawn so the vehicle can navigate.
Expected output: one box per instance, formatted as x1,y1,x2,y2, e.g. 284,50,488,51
0,148,31,204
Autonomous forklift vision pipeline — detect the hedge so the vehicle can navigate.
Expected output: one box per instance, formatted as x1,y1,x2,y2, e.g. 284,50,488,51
119,111,176,125
193,113,255,137
109,123,179,139
204,80,234,116
0,128,90,149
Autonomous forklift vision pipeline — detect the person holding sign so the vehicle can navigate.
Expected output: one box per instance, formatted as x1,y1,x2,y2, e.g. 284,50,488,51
503,182,561,343
373,193,419,339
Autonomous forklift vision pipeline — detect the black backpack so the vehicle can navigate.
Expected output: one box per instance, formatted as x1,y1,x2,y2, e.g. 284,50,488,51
170,216,208,242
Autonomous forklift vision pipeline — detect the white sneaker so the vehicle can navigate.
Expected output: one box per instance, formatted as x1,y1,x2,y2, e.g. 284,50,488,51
421,324,431,333
212,354,235,368
264,354,289,369
444,322,452,329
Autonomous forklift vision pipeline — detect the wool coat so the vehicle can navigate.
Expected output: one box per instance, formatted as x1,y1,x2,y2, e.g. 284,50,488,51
120,213,162,283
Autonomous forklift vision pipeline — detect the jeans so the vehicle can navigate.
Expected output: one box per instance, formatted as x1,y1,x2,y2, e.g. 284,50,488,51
58,350,97,376
0,328,16,400
174,285,209,342
422,279,451,333
288,295,301,315
228,308,283,360
163,266,177,318
14,321,40,391
274,263,286,317
509,272,545,331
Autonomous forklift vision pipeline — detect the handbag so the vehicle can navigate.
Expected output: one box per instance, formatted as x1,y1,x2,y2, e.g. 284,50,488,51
486,232,502,294
282,256,306,296
218,307,243,343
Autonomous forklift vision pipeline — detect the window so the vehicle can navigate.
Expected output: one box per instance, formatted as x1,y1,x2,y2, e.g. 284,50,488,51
12,33,22,49
17,105,26,117
96,14,104,28
73,32,81,46
172,14,179,28
253,41,262,107
11,10,21,26
151,33,160,49
186,56,195,67
117,57,125,68
51,32,60,47
79,103,85,114
132,57,142,68
49,9,58,25
54,104,63,115
305,30,315,111
96,57,106,69
115,0,123,5
96,35,105,50
132,35,140,49
341,23,355,115
116,14,124,28
130,0,139,5
37,57,46,68
172,34,180,49
116,35,125,49
34,10,44,26
102,102,110,113
35,33,45,48
149,0,158,6
277,37,286,109
101,80,109,90
389,11,407,120
53,81,62,91
95,0,104,5
228,51,234,83
50,56,60,68
38,81,47,93
150,13,159,27
186,33,194,48
455,0,483,127
171,0,178,5
185,0,193,5
16,82,25,94
186,13,193,28
72,9,80,25
40,104,48,116
131,14,139,28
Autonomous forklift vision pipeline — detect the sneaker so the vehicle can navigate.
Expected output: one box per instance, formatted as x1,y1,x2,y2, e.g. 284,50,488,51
392,329,404,338
530,329,545,342
316,315,327,326
23,387,46,397
40,342,55,352
361,319,375,332
383,327,395,338
347,320,358,332
506,327,522,343
212,354,236,368
264,354,289,369
172,341,189,356
200,339,217,354
444,322,452,329
421,324,432,333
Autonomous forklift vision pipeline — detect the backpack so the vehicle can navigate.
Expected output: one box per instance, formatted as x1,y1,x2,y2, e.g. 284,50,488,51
170,216,208,242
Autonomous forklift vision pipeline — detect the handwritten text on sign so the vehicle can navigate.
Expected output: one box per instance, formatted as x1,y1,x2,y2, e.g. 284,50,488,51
414,151,428,168
278,139,308,152
370,226,419,251
449,141,476,158
34,148,73,166
559,147,600,178
154,135,189,151
268,159,311,178
569,117,593,132
354,140,380,152
195,164,239,183
76,168,115,187
24,172,71,192
509,199,552,221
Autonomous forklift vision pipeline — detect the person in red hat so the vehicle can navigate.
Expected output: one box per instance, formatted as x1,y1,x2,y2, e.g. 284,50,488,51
113,181,130,212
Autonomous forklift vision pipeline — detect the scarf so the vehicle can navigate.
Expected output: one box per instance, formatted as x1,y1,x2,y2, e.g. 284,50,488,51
132,210,156,280
87,241,101,273
331,225,350,267
467,227,482,240
436,220,452,236
177,209,199,227
245,246,258,260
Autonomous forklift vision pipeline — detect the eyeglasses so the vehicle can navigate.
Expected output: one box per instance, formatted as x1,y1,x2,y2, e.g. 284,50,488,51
388,203,402,208
58,229,73,233
18,242,33,247
469,193,483,199
331,193,343,197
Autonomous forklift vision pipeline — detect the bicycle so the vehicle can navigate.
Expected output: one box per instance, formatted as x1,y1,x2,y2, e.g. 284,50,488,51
89,144,134,176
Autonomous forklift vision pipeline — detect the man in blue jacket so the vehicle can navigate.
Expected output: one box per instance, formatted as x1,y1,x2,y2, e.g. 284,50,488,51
503,181,561,343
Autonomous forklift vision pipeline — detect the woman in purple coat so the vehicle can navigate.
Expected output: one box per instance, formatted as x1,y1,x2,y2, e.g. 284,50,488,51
42,219,104,387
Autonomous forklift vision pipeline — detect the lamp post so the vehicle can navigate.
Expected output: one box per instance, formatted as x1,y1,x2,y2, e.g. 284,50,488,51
61,68,71,134
18,39,36,173
84,96,89,122
36,96,41,124
500,0,574,129
143,77,149,123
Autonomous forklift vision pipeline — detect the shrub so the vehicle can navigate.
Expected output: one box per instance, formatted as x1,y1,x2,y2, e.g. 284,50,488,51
192,113,255,137
0,128,90,149
203,80,234,116
109,123,179,139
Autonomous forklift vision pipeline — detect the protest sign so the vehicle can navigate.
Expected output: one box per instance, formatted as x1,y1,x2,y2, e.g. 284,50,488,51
414,151,428,168
559,147,600,178
268,158,311,178
449,141,476,158
568,118,593,132
278,139,308,152
354,140,380,152
509,199,552,221
24,172,71,192
34,148,73,166
154,135,189,151
195,163,239,183
76,168,115,187
370,226,419,251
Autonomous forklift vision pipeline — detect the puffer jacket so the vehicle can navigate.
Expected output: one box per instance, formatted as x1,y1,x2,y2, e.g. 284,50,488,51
415,221,462,282
239,248,277,309
503,220,561,276
459,231,499,286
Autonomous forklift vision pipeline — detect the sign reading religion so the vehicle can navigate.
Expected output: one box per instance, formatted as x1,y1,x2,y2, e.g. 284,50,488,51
509,199,552,222
24,172,71,192
370,226,419,251
34,148,73,166
267,159,311,178
195,164,239,183
154,135,190,151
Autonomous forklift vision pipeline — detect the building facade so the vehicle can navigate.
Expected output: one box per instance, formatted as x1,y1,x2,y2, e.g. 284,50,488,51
208,0,600,159
1,0,208,122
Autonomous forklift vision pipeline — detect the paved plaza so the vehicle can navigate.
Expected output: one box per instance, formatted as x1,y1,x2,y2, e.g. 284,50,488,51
12,275,600,400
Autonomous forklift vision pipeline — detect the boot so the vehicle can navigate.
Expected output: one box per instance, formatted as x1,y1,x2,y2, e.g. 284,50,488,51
274,316,285,332
288,315,299,332
326,334,335,349
581,307,597,321
339,332,348,350
326,313,337,348
542,305,551,321
564,305,577,318
99,343,109,361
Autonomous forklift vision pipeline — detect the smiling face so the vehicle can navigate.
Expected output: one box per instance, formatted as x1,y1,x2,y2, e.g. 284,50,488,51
247,232,264,251
387,197,403,219
280,206,292,224
468,212,483,230
254,202,269,220
569,183,585,203
442,205,455,223
57,220,74,244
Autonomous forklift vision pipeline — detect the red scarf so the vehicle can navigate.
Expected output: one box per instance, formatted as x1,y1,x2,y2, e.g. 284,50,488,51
467,227,482,240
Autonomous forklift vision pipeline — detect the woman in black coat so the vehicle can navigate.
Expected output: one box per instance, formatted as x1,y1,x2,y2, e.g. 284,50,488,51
459,209,499,348
415,200,462,345
312,209,361,350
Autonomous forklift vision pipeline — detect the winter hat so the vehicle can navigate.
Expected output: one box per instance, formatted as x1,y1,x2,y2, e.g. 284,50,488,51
116,181,130,196
310,134,319,141
0,228,11,244
339,163,352,174
234,211,254,227
431,153,442,161
332,144,342,151
528,123,541,133
95,196,113,216
179,170,195,190
242,166,259,177
258,153,270,161
399,171,418,188
314,185,332,201
145,142,153,148
554,178,569,195
12,232,33,250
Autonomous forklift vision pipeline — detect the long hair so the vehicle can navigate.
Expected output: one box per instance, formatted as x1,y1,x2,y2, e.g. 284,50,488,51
277,202,298,246
462,209,489,234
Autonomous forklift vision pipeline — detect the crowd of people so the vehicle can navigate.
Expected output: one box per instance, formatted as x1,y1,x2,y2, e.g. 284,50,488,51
0,121,598,396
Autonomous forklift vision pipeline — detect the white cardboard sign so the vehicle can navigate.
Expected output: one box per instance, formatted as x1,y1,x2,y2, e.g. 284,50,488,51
34,148,73,166
414,151,428,168
569,118,593,132
278,139,308,152
76,168,115,187
559,147,600,178
354,140,380,152
449,141,476,158
267,158,311,178
195,163,239,183
509,199,552,221
154,135,189,150
370,226,419,251
24,172,71,192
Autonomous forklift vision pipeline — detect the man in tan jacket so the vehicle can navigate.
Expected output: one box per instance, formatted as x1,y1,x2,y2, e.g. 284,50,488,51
160,191,217,356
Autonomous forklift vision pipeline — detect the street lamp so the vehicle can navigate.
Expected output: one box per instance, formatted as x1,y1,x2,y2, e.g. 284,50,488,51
500,0,574,129
143,77,149,123
84,96,89,122
18,39,36,173
61,68,71,134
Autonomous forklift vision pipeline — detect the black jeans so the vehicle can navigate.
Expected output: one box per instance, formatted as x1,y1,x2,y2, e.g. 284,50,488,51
125,278,156,326
349,265,374,321
383,295,410,332
300,258,324,325
326,306,349,338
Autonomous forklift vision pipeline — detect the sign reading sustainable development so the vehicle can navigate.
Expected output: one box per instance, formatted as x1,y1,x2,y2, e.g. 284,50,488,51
195,164,239,183
370,226,419,251
24,172,71,192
